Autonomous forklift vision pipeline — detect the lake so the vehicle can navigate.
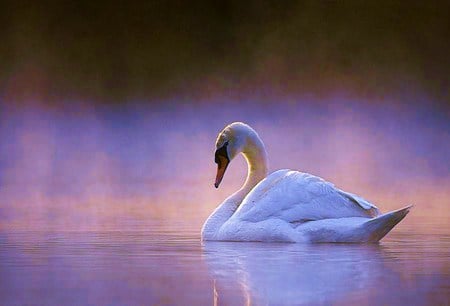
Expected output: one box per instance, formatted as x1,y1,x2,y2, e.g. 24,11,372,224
1,101,449,305
1,223,448,306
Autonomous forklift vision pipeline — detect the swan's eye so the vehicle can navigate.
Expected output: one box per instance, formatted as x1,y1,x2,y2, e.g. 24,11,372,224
224,141,229,146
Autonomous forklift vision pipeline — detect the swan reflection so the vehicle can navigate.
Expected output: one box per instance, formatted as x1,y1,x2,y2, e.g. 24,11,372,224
203,242,401,305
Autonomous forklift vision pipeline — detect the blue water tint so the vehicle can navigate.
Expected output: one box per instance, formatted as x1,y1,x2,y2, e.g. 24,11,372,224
0,226,448,305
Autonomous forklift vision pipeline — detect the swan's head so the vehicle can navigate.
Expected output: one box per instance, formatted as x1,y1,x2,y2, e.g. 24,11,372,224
214,122,253,188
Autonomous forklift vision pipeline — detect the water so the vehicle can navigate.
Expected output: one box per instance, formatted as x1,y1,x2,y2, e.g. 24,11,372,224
1,225,448,305
1,100,449,305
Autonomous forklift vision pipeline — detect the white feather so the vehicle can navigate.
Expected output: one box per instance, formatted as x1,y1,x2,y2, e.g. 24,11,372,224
202,122,411,243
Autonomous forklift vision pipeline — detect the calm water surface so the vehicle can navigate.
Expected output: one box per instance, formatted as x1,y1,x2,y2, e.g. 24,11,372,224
1,225,449,305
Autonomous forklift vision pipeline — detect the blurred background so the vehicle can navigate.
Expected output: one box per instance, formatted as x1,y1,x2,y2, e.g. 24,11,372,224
0,1,449,232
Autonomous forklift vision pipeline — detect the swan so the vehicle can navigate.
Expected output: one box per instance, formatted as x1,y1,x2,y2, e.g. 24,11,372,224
201,122,411,243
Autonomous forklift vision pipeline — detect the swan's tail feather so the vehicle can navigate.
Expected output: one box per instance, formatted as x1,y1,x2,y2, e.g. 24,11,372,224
364,205,412,242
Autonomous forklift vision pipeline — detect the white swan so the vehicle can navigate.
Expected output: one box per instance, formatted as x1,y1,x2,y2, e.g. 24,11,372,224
202,122,411,243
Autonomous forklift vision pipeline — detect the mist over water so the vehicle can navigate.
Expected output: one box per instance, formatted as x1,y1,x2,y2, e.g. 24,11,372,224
1,95,449,233
1,3,449,304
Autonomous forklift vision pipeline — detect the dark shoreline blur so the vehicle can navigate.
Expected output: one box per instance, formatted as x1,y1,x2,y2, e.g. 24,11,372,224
1,1,449,105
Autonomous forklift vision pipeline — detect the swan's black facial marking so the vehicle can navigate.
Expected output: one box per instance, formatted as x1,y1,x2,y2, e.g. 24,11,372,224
214,141,230,188
214,141,229,165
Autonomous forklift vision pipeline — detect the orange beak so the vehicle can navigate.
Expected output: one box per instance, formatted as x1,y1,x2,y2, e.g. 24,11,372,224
214,155,229,188
214,143,230,188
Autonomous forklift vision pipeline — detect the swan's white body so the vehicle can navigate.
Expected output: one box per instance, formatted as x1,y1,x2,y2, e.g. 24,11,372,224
202,122,411,243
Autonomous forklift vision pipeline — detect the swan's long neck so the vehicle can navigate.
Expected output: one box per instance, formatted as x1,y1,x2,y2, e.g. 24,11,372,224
202,129,268,240
238,134,269,199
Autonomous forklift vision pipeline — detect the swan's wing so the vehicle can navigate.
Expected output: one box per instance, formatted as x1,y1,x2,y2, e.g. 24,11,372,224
232,170,380,223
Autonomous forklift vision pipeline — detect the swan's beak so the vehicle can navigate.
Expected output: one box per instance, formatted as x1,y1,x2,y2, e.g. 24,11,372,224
214,145,230,188
215,155,229,188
